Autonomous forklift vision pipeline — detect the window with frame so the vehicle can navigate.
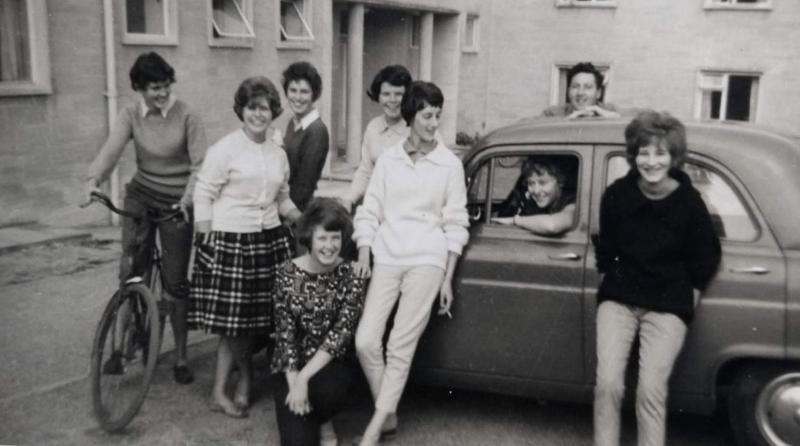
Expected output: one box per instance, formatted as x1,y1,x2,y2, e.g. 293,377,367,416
279,0,313,43
409,14,421,48
696,71,760,122
462,14,479,53
704,0,772,10
606,155,758,242
555,0,617,8
0,0,50,96
468,153,581,236
123,0,179,45
550,63,610,105
209,0,255,48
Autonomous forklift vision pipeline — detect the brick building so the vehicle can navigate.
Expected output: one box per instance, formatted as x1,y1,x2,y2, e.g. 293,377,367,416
1,0,797,227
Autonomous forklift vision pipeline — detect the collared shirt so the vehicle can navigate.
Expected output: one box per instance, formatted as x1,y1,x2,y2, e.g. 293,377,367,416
292,108,320,132
194,128,298,233
139,94,177,118
353,140,470,269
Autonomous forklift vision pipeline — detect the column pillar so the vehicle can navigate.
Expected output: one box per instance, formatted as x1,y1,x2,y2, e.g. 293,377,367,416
345,4,365,166
419,12,434,81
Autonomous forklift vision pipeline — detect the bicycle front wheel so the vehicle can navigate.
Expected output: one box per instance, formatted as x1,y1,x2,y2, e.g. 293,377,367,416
90,283,160,432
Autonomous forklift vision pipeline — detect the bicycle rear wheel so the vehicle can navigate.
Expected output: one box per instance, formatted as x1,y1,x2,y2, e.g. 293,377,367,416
90,283,160,432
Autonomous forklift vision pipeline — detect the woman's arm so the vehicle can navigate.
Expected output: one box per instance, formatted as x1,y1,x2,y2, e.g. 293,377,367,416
513,203,576,235
83,109,133,205
343,123,377,207
192,140,231,227
180,112,208,211
277,152,303,224
438,251,460,316
285,350,333,415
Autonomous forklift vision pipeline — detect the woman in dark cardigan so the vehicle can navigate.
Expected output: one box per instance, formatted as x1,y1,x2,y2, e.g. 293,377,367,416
593,110,721,446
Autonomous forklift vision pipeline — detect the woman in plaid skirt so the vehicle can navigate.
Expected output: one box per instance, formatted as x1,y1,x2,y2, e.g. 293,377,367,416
190,76,302,418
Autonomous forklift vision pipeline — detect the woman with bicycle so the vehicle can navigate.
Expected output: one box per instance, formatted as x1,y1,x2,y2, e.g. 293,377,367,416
271,198,368,446
83,52,206,386
190,76,302,419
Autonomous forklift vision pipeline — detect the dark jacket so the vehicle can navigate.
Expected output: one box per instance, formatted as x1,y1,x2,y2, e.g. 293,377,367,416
594,169,721,323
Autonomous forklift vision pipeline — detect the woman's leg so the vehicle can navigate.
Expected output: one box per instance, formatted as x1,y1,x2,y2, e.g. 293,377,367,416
594,301,640,446
360,266,444,445
231,336,253,408
212,336,236,408
158,216,193,378
272,373,320,446
635,311,687,446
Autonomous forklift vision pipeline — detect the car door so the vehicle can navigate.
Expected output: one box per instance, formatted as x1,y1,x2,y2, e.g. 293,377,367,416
414,145,593,387
589,146,787,399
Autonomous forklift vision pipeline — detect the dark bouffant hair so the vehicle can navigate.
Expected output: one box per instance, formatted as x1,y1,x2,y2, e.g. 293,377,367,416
566,62,605,101
624,110,687,173
295,197,353,251
129,52,175,91
400,81,444,126
281,61,322,102
233,76,283,121
522,158,567,187
366,65,412,102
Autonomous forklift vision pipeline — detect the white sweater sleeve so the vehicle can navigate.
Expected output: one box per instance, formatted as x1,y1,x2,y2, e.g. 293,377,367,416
442,162,470,255
192,139,230,223
353,156,386,248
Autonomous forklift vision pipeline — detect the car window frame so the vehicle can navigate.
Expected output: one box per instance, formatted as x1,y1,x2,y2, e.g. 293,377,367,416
465,144,590,244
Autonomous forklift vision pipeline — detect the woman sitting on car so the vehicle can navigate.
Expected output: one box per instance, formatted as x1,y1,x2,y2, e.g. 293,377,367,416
592,110,721,446
491,157,576,235
541,62,620,120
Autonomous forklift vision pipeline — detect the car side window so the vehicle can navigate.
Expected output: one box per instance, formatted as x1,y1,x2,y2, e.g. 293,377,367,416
467,153,581,235
605,155,758,242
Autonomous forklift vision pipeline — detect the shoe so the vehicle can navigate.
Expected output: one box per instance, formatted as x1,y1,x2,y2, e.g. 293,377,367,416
209,401,248,419
173,365,194,384
351,432,393,446
102,351,124,375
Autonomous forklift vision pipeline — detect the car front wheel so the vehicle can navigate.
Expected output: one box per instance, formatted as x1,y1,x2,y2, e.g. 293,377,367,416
729,363,800,446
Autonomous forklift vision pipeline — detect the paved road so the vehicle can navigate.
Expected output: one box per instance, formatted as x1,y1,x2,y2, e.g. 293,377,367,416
0,239,733,445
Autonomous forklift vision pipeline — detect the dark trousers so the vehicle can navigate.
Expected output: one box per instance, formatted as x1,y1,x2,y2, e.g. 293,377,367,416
273,360,353,446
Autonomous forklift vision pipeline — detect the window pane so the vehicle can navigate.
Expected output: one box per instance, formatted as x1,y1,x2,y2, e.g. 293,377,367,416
280,0,310,40
684,164,757,241
213,0,249,36
410,15,420,47
701,90,722,120
0,0,31,82
126,0,165,35
726,75,754,121
464,16,477,47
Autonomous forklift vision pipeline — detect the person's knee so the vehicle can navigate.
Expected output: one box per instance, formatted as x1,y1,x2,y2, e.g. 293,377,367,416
355,327,381,358
595,372,625,402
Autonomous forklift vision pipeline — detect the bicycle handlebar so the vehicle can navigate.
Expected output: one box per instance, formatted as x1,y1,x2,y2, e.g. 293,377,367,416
89,191,182,222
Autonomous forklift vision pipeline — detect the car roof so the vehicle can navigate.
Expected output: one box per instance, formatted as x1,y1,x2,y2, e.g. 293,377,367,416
467,118,800,249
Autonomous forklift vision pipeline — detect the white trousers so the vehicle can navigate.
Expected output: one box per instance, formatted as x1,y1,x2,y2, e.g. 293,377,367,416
355,264,444,413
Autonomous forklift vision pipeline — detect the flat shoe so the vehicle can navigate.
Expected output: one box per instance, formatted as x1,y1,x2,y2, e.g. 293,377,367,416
209,401,248,419
173,365,194,384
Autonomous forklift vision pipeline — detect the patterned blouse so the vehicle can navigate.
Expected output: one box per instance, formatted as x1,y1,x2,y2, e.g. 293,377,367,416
271,259,366,373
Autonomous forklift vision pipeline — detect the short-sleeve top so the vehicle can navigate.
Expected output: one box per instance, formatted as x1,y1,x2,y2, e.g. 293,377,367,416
271,260,366,373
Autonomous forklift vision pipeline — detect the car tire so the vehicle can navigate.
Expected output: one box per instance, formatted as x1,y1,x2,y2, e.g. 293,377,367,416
728,363,800,446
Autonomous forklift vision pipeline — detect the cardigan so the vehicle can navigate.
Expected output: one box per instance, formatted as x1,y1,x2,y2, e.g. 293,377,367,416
353,141,470,269
193,128,298,233
87,98,207,206
271,260,366,372
283,110,329,211
594,169,721,322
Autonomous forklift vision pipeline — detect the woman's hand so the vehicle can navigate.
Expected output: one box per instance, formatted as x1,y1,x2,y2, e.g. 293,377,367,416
194,220,212,245
173,199,191,222
80,179,101,208
437,279,454,317
286,375,311,415
354,246,372,278
491,217,514,225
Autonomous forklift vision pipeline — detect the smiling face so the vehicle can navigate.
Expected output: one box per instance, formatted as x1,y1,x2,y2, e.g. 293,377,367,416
410,102,441,144
567,72,602,110
140,80,172,111
379,82,405,124
308,226,342,271
286,79,314,118
526,170,562,210
635,139,673,187
241,96,272,142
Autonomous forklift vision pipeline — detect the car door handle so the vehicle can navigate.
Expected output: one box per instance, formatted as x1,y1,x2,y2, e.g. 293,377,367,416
729,266,770,275
548,252,582,261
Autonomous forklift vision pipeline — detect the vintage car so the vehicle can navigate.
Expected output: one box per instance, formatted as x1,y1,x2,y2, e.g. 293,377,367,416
412,118,800,446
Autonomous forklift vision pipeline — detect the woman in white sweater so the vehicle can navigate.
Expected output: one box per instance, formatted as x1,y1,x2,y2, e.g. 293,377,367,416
352,81,470,445
189,77,301,418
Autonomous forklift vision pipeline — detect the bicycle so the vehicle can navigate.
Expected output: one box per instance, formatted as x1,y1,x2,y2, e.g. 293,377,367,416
86,191,182,432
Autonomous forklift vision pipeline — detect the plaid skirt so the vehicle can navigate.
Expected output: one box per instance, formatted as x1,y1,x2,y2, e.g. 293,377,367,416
188,226,293,337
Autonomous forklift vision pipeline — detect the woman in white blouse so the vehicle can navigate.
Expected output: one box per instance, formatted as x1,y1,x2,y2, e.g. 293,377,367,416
352,81,470,445
189,76,301,418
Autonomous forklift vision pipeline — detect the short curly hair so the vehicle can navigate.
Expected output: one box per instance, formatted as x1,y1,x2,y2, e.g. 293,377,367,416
281,61,322,102
366,65,412,102
566,62,605,102
294,197,353,252
400,81,444,126
129,52,175,91
624,110,687,173
522,158,567,187
233,76,283,121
